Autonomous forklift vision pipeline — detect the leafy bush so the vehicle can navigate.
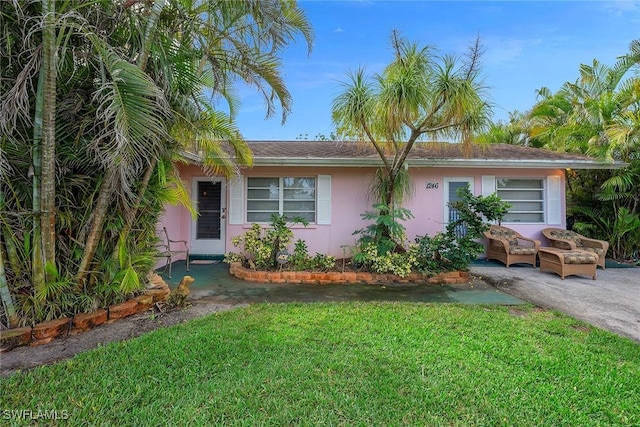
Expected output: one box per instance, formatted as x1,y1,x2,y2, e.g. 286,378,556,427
354,242,418,277
224,214,336,271
350,204,417,277
352,204,414,255
414,187,511,273
309,253,337,271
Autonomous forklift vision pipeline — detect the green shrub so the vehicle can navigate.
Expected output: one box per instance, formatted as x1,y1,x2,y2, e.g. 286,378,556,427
352,204,414,255
414,187,511,273
353,242,418,277
224,214,337,271
413,232,475,273
309,253,337,271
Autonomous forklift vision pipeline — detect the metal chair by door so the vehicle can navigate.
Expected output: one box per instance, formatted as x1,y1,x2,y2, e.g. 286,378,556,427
158,227,190,278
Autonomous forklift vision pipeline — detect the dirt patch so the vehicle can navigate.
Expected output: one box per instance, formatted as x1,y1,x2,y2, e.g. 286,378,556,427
1,301,240,377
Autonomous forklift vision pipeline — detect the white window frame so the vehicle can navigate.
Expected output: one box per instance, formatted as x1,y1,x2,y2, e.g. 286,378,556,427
496,177,545,224
246,176,317,223
228,175,331,225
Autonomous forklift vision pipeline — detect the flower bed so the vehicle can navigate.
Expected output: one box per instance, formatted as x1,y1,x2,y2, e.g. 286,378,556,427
0,274,171,353
229,262,470,286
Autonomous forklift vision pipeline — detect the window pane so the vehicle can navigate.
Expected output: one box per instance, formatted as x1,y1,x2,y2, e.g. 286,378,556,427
449,182,470,202
247,200,279,211
284,189,315,200
247,212,274,222
248,177,279,188
283,177,315,188
247,188,280,200
499,190,543,201
509,201,543,211
497,179,543,189
284,201,315,211
504,212,544,223
284,211,315,222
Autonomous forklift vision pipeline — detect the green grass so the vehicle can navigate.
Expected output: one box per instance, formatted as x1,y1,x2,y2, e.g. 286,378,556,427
1,303,639,426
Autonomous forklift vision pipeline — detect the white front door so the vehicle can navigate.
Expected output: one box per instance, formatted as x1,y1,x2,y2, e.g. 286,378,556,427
443,177,473,237
191,177,226,255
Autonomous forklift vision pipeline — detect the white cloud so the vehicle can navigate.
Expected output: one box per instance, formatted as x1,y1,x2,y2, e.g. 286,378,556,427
601,0,640,14
483,37,542,67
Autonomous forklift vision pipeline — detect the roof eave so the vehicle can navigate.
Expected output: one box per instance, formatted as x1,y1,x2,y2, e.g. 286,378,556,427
252,157,627,170
179,152,627,170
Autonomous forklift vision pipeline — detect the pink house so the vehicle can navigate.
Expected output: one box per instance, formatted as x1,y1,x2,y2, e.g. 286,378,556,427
159,141,623,260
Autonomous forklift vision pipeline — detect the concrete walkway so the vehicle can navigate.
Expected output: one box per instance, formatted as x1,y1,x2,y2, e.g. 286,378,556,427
163,260,639,343
471,265,640,343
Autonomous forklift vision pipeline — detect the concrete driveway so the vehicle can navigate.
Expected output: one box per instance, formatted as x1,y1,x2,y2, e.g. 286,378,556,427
470,265,640,343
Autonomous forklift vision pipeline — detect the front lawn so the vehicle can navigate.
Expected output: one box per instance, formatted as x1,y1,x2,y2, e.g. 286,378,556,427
1,303,638,426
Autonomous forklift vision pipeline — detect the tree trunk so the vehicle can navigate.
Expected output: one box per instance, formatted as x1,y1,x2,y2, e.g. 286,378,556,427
31,60,45,291
0,192,19,328
75,168,116,286
41,0,57,271
112,159,157,263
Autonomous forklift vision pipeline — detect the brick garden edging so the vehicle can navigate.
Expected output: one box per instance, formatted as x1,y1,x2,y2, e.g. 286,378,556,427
0,274,171,353
229,262,470,286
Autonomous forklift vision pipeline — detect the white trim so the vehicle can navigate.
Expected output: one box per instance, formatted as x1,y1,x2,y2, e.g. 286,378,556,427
228,176,244,225
317,175,331,225
547,175,562,225
443,177,474,230
481,175,496,196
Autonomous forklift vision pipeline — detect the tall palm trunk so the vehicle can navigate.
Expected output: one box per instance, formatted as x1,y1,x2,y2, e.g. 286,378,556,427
0,191,18,328
112,159,157,262
32,64,45,291
41,0,57,270
75,168,116,286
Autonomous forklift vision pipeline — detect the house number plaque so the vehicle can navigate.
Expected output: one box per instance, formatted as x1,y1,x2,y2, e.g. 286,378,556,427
426,182,439,189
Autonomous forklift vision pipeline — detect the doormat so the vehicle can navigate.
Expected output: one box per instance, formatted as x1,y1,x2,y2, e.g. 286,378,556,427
190,260,221,265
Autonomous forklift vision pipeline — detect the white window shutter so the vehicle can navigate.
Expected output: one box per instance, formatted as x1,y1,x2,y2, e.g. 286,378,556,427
317,175,331,225
547,175,562,225
228,176,244,224
482,175,496,196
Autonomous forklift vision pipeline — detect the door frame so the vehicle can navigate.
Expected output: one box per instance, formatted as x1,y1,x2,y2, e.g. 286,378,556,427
443,177,474,231
190,176,227,255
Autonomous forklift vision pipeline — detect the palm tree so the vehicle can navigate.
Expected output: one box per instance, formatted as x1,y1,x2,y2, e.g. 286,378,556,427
528,40,640,260
475,111,543,147
331,30,490,221
0,0,313,324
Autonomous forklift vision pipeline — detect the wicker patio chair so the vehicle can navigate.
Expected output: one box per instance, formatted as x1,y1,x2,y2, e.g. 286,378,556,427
542,228,609,269
483,225,541,268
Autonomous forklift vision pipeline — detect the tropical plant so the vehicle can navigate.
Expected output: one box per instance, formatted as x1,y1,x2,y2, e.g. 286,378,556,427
0,0,313,326
414,186,511,273
352,204,414,256
528,39,640,260
331,30,491,223
475,111,544,147
225,214,309,270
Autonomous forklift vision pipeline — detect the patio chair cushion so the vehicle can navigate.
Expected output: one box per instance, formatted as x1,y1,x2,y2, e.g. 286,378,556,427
578,246,606,257
549,229,583,246
509,246,537,255
562,251,597,264
489,228,519,246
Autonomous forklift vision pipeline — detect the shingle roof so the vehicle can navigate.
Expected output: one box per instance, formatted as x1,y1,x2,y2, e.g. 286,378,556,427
238,141,624,170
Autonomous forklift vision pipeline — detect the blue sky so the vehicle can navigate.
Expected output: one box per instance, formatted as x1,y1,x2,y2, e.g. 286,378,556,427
234,0,640,141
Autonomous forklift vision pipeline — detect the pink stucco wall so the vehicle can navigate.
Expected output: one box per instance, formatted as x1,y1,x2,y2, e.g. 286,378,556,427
160,164,566,259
